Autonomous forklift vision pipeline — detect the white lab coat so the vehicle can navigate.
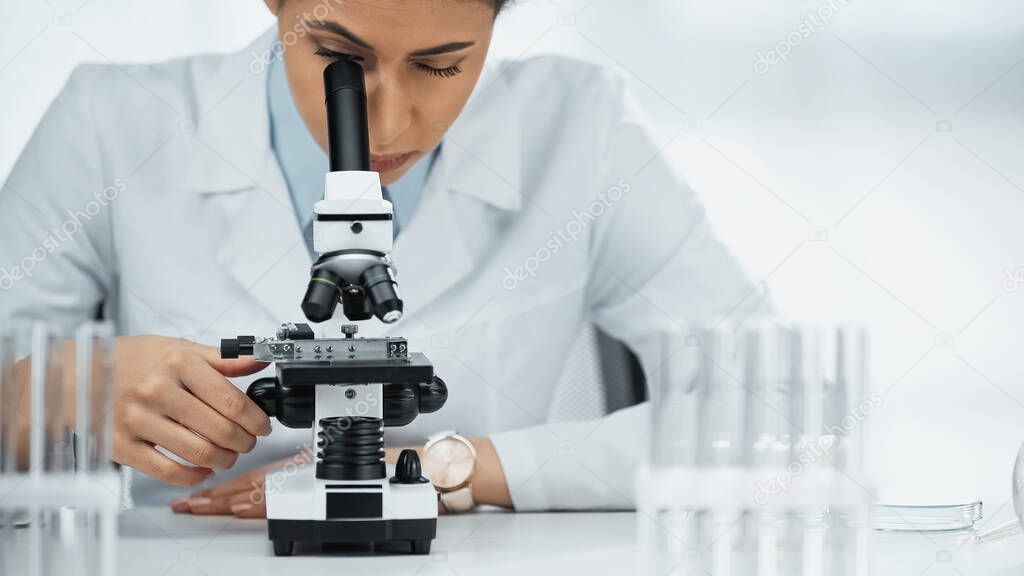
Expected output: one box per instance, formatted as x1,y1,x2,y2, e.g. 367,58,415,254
0,30,767,508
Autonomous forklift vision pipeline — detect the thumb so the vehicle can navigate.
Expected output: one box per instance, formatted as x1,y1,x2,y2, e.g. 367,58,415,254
193,344,269,377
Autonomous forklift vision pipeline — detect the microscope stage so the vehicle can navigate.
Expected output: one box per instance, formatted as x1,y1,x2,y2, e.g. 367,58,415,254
275,352,434,385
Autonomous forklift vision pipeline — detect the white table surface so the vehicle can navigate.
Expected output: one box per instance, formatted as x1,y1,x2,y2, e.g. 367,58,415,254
11,507,1024,575
118,508,1024,575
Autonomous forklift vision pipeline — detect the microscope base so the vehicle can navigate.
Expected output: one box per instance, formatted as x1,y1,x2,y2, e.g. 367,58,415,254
267,517,436,556
262,461,439,557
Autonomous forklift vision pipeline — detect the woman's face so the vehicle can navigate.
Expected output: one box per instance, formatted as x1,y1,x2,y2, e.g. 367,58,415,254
267,0,496,184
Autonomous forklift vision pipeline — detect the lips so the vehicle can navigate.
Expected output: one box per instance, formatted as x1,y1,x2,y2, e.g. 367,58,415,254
370,152,414,174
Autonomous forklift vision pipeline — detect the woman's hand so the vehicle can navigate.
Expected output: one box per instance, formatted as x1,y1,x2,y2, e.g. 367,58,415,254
111,336,271,487
170,454,311,517
171,439,513,517
172,450,439,519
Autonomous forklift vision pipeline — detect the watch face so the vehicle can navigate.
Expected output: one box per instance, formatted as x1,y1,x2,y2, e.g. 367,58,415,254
423,437,475,490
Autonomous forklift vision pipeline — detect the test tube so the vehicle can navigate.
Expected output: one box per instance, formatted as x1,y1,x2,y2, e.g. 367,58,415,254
698,328,745,468
0,331,18,475
821,327,869,473
3,322,120,576
641,324,872,575
649,328,701,468
0,330,16,571
72,322,117,576
744,325,792,470
643,328,703,576
75,322,115,473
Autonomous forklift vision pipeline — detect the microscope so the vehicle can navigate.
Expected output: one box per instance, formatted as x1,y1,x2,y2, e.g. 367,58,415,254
220,58,447,557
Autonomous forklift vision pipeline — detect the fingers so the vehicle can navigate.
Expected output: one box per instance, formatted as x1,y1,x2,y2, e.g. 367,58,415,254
171,471,266,516
121,439,214,487
176,353,271,437
170,455,310,516
198,490,267,518
164,388,257,454
171,463,266,514
170,495,195,513
230,493,267,518
137,415,239,470
192,344,269,377
180,486,265,516
113,338,273,489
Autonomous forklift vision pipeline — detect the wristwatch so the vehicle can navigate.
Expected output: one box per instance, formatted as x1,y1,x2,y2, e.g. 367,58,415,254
422,431,477,513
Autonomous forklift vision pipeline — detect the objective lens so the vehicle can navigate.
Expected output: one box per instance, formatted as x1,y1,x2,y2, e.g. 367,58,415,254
341,285,373,322
360,264,403,323
301,268,343,323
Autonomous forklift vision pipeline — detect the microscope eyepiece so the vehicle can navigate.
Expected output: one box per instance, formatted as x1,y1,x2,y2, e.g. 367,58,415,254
324,58,369,173
360,264,403,323
301,268,343,323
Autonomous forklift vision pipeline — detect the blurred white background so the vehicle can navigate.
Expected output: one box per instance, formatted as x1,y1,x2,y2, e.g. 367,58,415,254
1,0,1022,509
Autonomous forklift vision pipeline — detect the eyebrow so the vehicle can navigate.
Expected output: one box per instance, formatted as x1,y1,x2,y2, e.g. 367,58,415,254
307,20,475,57
408,42,475,57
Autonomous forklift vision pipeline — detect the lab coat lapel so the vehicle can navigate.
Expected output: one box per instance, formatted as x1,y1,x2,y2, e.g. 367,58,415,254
210,179,311,326
183,30,312,325
387,65,523,318
388,172,472,319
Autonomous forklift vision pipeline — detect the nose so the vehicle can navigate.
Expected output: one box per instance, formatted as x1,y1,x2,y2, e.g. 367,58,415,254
365,70,413,149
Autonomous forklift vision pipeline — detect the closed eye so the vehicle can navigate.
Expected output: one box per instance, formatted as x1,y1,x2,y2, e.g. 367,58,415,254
314,45,462,79
314,46,360,62
412,62,462,79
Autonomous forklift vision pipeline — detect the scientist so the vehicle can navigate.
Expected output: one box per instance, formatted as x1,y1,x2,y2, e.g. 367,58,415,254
0,0,765,515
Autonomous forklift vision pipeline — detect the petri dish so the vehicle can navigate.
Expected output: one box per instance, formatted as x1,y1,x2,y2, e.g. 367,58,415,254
873,501,982,532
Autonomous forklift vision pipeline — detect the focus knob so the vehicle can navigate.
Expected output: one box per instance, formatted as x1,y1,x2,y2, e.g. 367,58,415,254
418,376,448,414
391,448,429,484
221,336,255,358
220,338,239,359
246,377,280,418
